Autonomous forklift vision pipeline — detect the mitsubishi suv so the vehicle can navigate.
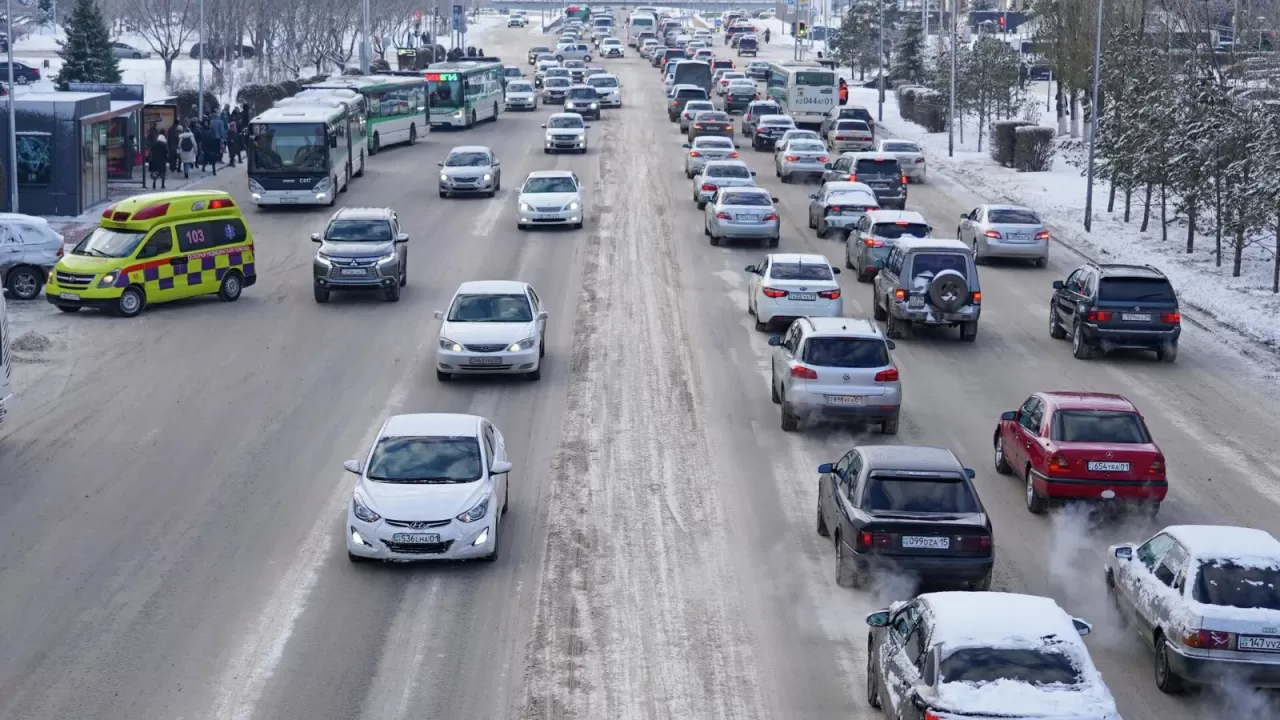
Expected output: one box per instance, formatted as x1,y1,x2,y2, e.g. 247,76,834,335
311,207,408,303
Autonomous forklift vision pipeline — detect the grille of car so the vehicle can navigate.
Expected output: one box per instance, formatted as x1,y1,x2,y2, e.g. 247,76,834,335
384,518,452,528
328,257,379,267
382,540,454,555
451,176,479,183
55,271,94,287
465,344,507,352
535,205,562,212
552,134,578,141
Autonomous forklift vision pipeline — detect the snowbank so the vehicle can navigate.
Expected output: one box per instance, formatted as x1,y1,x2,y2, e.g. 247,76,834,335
849,83,1280,350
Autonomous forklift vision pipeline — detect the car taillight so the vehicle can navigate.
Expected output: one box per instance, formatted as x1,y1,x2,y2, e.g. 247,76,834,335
762,287,788,298
694,123,704,128
701,184,718,191
1035,230,1050,240
874,368,898,382
816,156,828,162
789,364,818,379
729,152,739,158
689,151,700,157
1086,310,1113,322
925,712,944,720
671,99,679,106
971,291,982,304
715,212,732,220
818,289,840,299
957,534,993,551
1161,312,1181,323
827,206,841,215
893,289,906,302
857,531,893,550
984,230,1001,239
1185,630,1236,650
836,135,850,140
1147,457,1166,477
847,174,857,182
902,175,909,184
1047,453,1070,474
915,157,925,163
762,213,778,221
864,238,884,247
785,155,799,162
56,246,64,258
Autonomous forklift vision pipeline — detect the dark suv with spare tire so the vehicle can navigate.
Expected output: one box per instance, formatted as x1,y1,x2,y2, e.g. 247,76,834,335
1049,262,1181,362
872,238,981,342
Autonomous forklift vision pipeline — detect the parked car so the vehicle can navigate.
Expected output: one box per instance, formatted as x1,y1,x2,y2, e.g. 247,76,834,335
112,41,151,59
0,61,40,85
1,214,64,300
1049,262,1181,361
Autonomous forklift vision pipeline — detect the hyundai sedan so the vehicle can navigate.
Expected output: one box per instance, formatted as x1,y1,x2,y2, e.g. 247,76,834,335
704,186,780,247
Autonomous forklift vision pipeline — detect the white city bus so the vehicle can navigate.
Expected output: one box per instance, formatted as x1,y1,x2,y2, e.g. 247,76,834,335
275,92,368,179
0,293,11,430
765,60,839,128
247,104,353,207
627,11,657,46
307,75,428,154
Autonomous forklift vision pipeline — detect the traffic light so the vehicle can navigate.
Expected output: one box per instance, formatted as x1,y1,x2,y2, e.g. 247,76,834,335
797,22,807,37
413,10,422,29
998,15,1005,31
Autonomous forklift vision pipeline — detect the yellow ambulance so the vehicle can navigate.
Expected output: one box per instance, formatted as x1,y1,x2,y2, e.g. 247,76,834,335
45,190,257,317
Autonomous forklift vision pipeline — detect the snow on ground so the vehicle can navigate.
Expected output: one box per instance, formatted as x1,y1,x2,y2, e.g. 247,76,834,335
852,84,1280,349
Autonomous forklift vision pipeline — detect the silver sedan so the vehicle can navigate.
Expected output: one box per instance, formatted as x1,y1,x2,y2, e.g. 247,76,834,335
692,159,757,208
704,186,780,247
774,139,830,183
683,135,740,177
958,203,1050,266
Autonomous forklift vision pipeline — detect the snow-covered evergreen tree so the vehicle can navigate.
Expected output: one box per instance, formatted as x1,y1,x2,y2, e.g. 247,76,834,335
37,0,54,26
893,15,926,84
54,0,121,89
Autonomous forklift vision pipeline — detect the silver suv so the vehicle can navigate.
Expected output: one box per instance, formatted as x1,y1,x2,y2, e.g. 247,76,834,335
872,238,980,342
311,207,408,303
767,317,902,434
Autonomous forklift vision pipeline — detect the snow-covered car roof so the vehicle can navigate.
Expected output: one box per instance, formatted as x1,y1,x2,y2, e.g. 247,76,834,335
923,591,1085,651
1165,525,1280,566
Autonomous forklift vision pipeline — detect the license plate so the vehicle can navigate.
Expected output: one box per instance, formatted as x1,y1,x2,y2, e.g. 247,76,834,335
908,296,924,308
736,214,758,222
392,533,439,543
825,395,864,405
469,356,503,365
1237,636,1280,652
279,197,298,204
790,292,817,301
340,268,367,276
58,292,80,300
1122,313,1152,322
1087,461,1130,472
902,535,951,550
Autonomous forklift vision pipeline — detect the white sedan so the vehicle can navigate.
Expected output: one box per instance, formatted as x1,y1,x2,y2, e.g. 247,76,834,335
745,253,843,330
875,138,927,181
435,280,548,381
345,413,511,563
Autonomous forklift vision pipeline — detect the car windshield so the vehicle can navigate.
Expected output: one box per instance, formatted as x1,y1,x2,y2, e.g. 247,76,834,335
546,78,571,88
787,131,821,140
872,222,930,239
855,158,900,177
507,82,534,93
1052,410,1150,443
1193,561,1280,610
505,67,521,76
909,253,968,280
722,192,771,207
365,436,482,484
1098,277,1177,303
448,293,534,322
524,176,577,193
722,73,745,81
588,76,618,87
568,88,597,99
941,648,1083,686
883,142,920,153
547,116,583,128
325,219,392,241
707,164,751,178
864,476,981,513
444,151,490,167
771,262,832,280
803,337,889,368
728,80,755,88
829,191,878,207
788,141,826,152
72,227,146,258
988,208,1040,224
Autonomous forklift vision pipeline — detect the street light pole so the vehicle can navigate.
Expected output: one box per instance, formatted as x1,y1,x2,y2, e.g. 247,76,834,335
948,0,956,157
877,0,884,121
1083,0,1102,232
6,0,17,211
360,0,371,72
197,0,204,119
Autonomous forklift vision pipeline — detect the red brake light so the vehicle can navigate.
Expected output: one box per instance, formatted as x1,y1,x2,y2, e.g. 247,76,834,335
689,151,700,157
864,238,884,247
715,212,732,220
984,230,1001,239
207,198,235,210
1147,457,1166,476
1047,453,1070,474
874,368,898,382
1161,312,1181,323
848,174,857,182
971,291,982,304
857,531,892,550
729,152,739,158
784,155,799,162
816,156,828,162
828,206,841,213
130,202,170,221
701,183,718,191
1087,310,1113,322
762,287,788,298
762,213,778,221
56,246,64,258
893,289,906,301
101,204,117,219
818,289,840,299
1185,630,1236,650
902,175,909,184
789,364,818,379
694,123,704,128
1035,230,1050,240
895,221,910,226
925,712,944,720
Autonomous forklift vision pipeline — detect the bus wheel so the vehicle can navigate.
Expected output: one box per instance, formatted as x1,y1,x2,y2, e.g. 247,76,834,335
370,134,379,155
409,125,417,144
492,102,498,121
354,151,365,177
469,110,477,127
327,178,337,206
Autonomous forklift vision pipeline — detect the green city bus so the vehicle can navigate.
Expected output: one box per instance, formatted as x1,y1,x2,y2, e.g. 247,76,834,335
425,61,505,128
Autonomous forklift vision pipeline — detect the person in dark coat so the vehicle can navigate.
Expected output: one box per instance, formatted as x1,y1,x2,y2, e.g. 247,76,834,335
226,117,239,167
167,123,181,171
148,134,169,189
200,122,221,174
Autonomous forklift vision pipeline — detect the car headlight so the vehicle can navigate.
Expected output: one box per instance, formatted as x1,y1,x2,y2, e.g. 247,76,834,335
315,252,332,265
248,178,265,193
377,252,397,264
440,173,448,182
519,202,532,212
589,102,598,109
483,173,492,181
312,178,331,192
456,491,491,523
439,337,463,352
352,495,381,523
507,337,537,352
567,201,580,210
96,271,119,288
453,109,464,118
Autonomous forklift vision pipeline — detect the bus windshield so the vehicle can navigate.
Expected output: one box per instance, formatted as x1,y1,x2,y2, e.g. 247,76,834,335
250,123,330,172
429,78,464,109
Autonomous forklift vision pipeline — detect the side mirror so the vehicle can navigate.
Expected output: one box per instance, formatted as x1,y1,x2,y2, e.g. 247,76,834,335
537,310,549,320
808,193,818,200
437,161,444,167
964,468,976,479
585,124,592,128
767,335,782,346
927,225,933,233
908,688,928,710
1114,544,1135,560
343,459,362,474
735,143,741,149
311,232,322,243
744,264,756,273
1000,410,1017,422
823,162,832,169
874,258,885,269
396,233,409,243
492,160,501,167
832,267,841,274
1052,280,1065,290
329,136,338,148
433,310,444,320
682,142,691,148
540,123,547,128
960,213,968,219
865,610,891,627
1072,618,1093,636
750,171,757,176
771,196,779,203
886,340,896,350
817,463,833,473
490,459,513,475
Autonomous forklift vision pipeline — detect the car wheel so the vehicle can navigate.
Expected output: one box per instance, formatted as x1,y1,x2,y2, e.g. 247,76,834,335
807,212,816,229
115,286,146,317
884,311,903,339
1156,342,1177,363
970,571,993,591
1071,322,1095,359
817,220,827,239
5,265,43,300
865,651,881,708
217,271,244,302
972,238,984,264
994,434,1013,474
527,365,542,381
770,377,780,404
436,370,451,382
780,395,799,432
881,413,899,435
873,292,887,321
132,52,143,58
816,499,829,537
409,125,417,144
1154,633,1186,694
1048,304,1067,339
481,523,500,562
503,481,509,515
959,321,978,342
834,533,858,587
314,287,329,303
383,283,400,302
1025,466,1049,514
1034,255,1048,268
709,232,720,246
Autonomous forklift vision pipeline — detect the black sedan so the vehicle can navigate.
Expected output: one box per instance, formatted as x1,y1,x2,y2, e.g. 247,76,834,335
750,116,796,151
0,61,41,85
816,445,994,590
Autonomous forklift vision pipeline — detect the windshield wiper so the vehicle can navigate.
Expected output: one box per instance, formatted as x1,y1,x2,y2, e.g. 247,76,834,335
78,248,111,258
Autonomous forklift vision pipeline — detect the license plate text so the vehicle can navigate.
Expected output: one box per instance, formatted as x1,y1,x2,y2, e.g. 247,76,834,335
1087,461,1130,472
902,536,951,550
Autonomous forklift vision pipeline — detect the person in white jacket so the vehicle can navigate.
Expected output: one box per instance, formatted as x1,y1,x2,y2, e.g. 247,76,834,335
176,125,198,178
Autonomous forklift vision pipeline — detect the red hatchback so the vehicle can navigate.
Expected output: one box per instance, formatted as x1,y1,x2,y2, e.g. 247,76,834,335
993,391,1167,515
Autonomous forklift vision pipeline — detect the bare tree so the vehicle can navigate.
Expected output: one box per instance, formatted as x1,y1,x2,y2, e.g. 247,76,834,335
123,0,199,83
